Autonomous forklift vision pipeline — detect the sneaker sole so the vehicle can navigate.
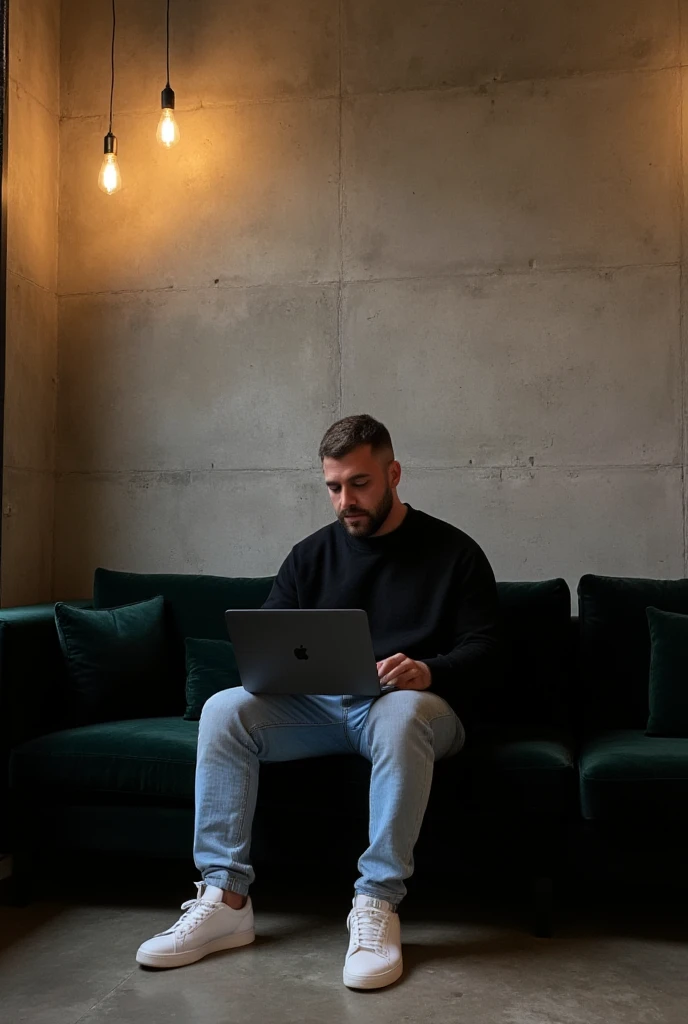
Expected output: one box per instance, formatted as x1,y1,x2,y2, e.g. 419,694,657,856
136,928,255,969
343,959,403,990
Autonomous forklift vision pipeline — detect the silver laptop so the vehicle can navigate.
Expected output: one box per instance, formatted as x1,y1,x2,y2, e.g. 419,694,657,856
225,609,389,696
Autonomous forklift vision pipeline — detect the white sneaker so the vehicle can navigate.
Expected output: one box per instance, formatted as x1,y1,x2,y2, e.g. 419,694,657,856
343,895,403,990
136,882,255,968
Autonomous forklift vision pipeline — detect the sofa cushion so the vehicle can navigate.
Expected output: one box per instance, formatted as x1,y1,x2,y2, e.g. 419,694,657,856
255,725,577,819
93,569,275,708
645,607,688,738
94,568,274,642
578,575,688,730
9,718,199,802
9,715,577,823
54,597,171,724
455,725,577,816
184,638,242,721
489,579,573,728
579,730,688,821
91,572,572,731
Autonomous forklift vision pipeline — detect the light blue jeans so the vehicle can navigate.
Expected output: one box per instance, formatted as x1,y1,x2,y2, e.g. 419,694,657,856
194,688,465,907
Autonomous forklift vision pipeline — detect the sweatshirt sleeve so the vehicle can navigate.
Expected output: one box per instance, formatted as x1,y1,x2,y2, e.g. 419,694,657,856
417,542,502,714
261,550,300,609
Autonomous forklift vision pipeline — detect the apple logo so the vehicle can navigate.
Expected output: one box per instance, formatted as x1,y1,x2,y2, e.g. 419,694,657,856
294,645,309,661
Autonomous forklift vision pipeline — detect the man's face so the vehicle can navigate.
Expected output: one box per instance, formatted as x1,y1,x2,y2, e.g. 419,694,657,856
322,444,396,537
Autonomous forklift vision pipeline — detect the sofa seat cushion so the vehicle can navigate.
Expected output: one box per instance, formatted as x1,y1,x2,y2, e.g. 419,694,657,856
257,726,577,819
451,725,577,816
10,717,199,802
9,719,577,821
579,730,688,821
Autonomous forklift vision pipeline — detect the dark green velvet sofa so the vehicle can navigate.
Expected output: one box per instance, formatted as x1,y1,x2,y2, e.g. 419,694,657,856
2,569,687,932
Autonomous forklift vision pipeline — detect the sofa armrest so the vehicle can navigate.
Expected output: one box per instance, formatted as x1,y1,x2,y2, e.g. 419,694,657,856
0,601,92,749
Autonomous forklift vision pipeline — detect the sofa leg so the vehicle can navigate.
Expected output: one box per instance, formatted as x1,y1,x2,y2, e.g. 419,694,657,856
532,876,554,938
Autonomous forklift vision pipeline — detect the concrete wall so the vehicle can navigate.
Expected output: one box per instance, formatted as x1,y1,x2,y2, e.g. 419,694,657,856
55,1,687,599
2,0,59,604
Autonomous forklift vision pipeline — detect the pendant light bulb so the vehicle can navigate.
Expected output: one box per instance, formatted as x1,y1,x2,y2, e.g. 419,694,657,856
157,90,180,147
100,2,121,196
157,109,180,147
98,132,122,195
159,3,180,148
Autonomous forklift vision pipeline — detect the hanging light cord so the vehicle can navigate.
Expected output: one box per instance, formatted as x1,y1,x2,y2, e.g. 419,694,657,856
166,0,171,87
109,0,116,134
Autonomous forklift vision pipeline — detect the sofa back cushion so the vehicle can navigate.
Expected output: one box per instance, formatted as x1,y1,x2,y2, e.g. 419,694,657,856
93,569,275,713
91,570,574,729
94,569,275,640
578,575,688,730
645,606,688,738
487,579,573,728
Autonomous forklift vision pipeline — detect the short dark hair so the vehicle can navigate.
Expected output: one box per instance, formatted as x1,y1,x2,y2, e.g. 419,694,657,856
318,414,394,462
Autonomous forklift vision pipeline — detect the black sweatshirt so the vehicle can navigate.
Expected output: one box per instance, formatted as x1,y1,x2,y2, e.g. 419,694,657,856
261,502,502,724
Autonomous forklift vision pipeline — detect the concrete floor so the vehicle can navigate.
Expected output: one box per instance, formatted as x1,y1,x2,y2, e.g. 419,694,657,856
1,878,687,1024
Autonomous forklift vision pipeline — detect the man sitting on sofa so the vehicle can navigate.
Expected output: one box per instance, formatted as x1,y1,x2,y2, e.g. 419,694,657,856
137,413,501,990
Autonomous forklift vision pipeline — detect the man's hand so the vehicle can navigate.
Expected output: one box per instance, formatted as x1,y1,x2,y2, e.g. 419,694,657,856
377,653,432,691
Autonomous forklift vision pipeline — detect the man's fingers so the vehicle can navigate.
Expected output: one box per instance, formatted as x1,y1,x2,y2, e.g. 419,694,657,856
380,660,417,685
377,652,406,677
380,660,412,682
377,656,431,691
391,672,424,690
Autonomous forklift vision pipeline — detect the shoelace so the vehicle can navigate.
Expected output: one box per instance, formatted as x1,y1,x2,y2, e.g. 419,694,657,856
158,882,219,940
349,907,389,956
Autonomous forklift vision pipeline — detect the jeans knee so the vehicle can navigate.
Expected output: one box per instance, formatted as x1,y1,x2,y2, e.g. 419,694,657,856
366,690,457,754
198,686,249,737
368,691,432,743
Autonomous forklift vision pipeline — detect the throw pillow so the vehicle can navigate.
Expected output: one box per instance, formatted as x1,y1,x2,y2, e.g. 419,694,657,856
646,606,688,737
184,637,242,721
54,596,169,724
